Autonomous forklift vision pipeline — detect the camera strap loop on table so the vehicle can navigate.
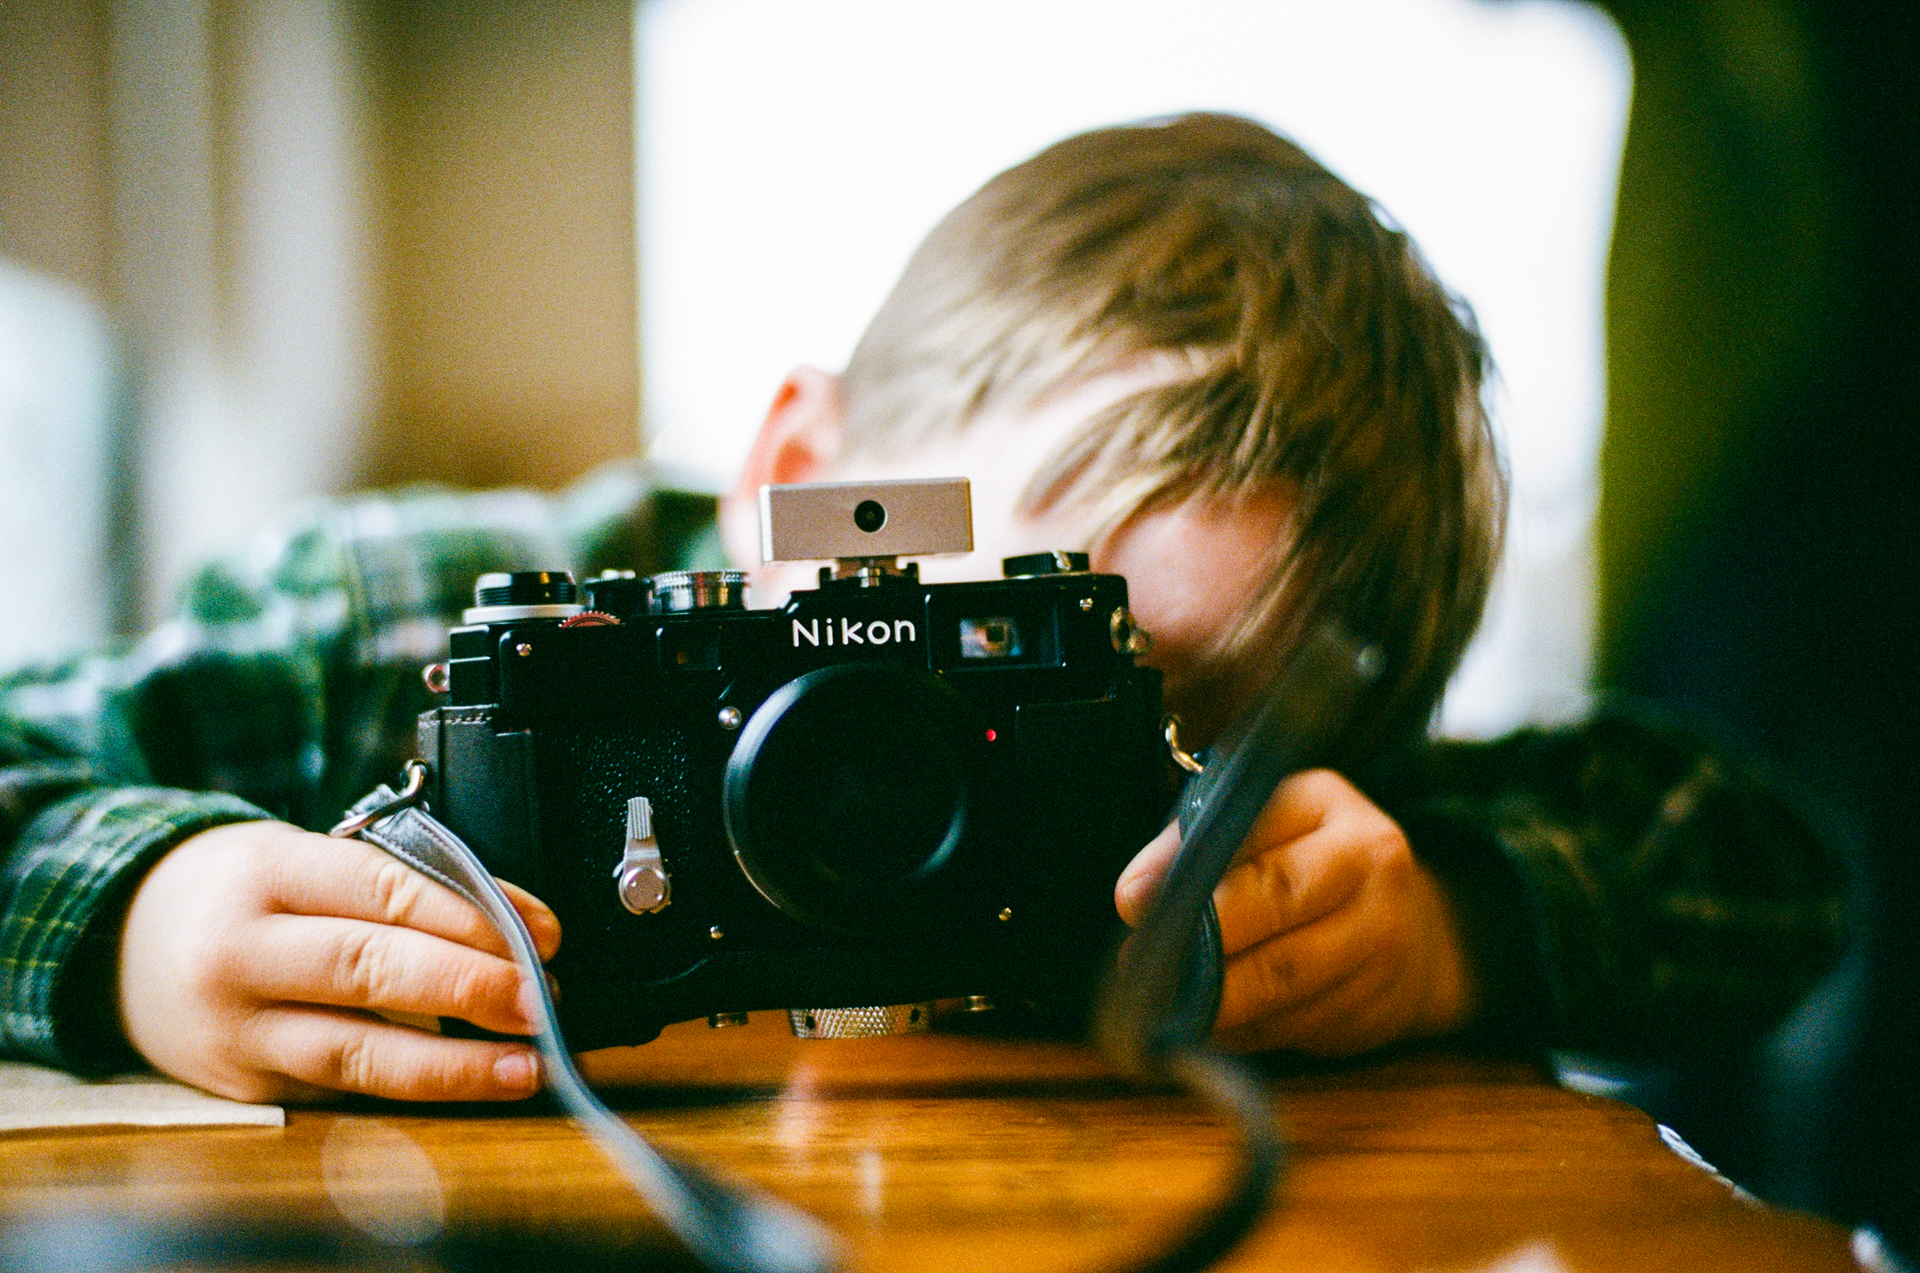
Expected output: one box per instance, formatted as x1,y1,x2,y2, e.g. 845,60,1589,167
332,776,842,1273
1094,625,1377,1273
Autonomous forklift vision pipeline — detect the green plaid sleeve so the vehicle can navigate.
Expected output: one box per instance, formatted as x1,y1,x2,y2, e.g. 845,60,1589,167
1,785,266,1071
1371,708,1849,1058
1,461,711,1074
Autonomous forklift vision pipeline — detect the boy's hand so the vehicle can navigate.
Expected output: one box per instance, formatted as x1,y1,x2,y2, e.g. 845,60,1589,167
1114,769,1475,1057
118,820,561,1104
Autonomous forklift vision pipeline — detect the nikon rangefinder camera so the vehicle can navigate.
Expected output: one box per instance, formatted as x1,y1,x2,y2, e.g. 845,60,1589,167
418,478,1174,1050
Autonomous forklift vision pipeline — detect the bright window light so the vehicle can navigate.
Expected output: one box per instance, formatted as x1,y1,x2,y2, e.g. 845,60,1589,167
634,0,1630,735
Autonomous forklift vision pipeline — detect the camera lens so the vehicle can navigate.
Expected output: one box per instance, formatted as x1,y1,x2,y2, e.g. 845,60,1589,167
852,499,888,534
724,664,971,932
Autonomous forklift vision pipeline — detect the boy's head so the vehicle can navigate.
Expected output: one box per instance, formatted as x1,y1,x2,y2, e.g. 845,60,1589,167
722,112,1502,758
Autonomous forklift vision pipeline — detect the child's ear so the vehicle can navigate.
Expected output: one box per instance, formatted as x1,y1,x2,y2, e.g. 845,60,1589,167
721,366,847,567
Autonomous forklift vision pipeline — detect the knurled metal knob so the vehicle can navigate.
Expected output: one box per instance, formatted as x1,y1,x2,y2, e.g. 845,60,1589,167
786,1003,934,1039
617,861,669,913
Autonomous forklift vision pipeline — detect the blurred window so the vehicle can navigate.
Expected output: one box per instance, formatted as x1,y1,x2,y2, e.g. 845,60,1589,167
0,262,125,667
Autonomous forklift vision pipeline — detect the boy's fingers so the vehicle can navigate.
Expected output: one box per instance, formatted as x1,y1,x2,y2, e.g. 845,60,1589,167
1238,770,1351,861
1212,910,1376,1031
1116,769,1359,932
263,833,561,961
1212,954,1389,1056
497,878,564,961
1114,822,1181,925
248,915,539,1036
1211,825,1366,957
243,1006,543,1102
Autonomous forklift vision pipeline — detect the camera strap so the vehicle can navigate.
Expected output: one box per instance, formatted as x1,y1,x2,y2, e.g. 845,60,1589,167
1090,626,1378,1273
331,778,841,1273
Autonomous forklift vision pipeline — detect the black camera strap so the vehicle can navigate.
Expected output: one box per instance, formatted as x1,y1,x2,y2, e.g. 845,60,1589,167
1090,626,1377,1273
331,781,842,1273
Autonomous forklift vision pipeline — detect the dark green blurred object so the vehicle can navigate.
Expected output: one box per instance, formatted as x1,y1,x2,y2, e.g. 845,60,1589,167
1593,0,1917,1258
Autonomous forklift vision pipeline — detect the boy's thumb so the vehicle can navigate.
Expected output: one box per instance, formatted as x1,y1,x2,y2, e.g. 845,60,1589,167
1113,823,1181,926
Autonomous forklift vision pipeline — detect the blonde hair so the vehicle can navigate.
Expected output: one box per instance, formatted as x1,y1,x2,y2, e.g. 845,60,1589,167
842,113,1503,757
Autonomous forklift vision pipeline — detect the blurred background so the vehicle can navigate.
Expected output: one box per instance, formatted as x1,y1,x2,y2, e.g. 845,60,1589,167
3,0,1912,1249
0,0,1629,743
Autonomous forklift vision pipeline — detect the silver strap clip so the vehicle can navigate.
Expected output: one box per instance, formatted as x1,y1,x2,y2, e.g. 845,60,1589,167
328,758,429,838
615,796,672,914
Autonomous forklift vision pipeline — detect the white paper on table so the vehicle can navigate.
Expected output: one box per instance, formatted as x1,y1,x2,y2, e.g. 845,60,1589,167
0,1061,284,1132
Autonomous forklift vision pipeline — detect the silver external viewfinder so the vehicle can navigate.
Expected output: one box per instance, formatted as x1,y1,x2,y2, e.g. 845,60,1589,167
759,478,973,564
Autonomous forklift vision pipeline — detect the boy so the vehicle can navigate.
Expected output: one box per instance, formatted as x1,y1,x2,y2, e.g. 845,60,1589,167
0,114,1840,1103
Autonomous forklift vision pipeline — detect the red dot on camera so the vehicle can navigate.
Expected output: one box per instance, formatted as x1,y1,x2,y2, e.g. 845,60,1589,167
985,728,999,742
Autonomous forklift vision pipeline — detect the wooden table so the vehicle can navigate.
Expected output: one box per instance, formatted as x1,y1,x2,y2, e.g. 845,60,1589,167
0,1014,1856,1272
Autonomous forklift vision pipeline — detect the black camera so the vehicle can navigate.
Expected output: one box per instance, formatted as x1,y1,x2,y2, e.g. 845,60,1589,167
418,479,1173,1050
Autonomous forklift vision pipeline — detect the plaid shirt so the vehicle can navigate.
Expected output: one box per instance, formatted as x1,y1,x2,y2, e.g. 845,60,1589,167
0,463,724,1072
0,464,1844,1074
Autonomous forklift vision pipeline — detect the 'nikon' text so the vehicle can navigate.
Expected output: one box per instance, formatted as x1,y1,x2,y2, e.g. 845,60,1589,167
792,617,918,648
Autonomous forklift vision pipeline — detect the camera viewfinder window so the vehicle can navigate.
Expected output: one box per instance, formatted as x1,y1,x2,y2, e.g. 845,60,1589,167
959,617,1023,661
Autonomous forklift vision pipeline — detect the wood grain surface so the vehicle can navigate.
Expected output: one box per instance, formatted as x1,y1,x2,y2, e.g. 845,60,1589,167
0,1013,1856,1272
